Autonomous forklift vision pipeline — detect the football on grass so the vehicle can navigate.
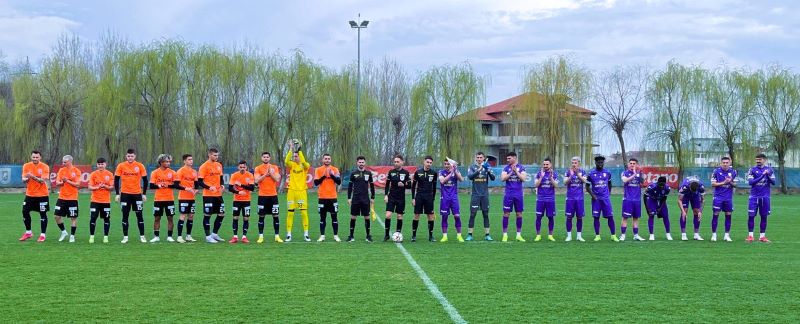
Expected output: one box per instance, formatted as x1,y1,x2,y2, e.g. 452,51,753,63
391,232,403,243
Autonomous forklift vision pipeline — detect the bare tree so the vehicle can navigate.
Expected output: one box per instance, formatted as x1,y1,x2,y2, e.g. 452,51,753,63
592,65,648,164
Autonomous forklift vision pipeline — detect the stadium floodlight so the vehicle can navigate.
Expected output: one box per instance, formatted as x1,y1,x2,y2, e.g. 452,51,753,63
349,13,369,145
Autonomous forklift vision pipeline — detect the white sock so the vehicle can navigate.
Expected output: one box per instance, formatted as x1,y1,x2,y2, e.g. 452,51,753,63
760,233,766,238
304,230,309,236
748,232,754,237
26,230,32,234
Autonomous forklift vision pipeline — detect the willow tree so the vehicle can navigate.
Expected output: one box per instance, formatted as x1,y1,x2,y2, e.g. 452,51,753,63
648,61,701,178
0,52,12,162
411,62,485,163
755,65,800,194
363,58,411,164
13,35,94,166
699,67,758,166
592,65,648,164
521,56,591,166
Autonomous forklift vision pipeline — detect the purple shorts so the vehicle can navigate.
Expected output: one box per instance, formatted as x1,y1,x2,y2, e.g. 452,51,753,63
536,200,556,217
681,196,703,210
712,198,734,213
748,197,770,217
565,199,585,218
440,197,460,216
591,198,614,218
645,199,668,218
622,199,641,219
503,195,524,213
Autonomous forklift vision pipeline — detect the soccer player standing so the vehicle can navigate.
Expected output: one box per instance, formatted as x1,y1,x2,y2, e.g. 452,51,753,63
563,157,588,242
677,176,706,241
175,154,199,243
710,156,737,242
314,153,342,242
411,156,437,242
254,152,283,243
198,148,226,243
534,157,558,242
88,158,114,243
285,140,311,242
746,153,775,243
19,150,50,242
228,160,255,243
115,148,149,243
586,155,618,242
439,159,464,243
644,176,673,241
384,154,411,241
54,155,81,242
149,154,184,243
466,152,495,241
620,158,646,241
347,156,375,242
500,152,527,242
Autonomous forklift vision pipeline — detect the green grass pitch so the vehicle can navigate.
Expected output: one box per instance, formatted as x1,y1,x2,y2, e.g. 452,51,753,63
1,192,798,323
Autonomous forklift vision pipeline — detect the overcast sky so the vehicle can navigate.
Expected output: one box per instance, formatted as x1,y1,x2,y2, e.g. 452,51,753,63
1,0,798,153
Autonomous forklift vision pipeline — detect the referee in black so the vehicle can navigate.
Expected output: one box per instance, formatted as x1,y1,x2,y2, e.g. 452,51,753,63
347,156,375,242
411,155,437,242
383,154,411,241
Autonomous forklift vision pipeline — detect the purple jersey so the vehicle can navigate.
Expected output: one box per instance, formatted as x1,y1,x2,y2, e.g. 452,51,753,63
587,168,612,199
563,169,586,200
678,177,706,201
439,169,458,199
711,167,737,200
503,164,526,196
621,170,643,201
644,182,671,201
747,165,775,199
535,170,557,202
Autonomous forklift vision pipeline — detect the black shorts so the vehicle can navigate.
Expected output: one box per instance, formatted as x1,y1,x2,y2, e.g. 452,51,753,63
23,196,50,213
257,196,280,216
386,198,406,214
414,194,435,215
202,196,225,215
120,193,144,213
232,201,251,217
178,200,196,214
351,201,371,216
54,199,79,217
318,198,339,214
153,201,176,217
90,202,111,219
470,196,490,212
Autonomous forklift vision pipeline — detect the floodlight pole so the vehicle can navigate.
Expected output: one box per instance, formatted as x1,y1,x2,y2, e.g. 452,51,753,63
349,14,368,132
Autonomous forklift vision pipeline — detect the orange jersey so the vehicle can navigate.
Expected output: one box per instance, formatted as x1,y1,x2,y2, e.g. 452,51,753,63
198,160,224,197
176,166,198,200
115,161,147,194
229,171,255,202
22,162,50,197
150,168,178,202
56,165,81,200
314,166,340,199
89,169,114,203
254,164,280,197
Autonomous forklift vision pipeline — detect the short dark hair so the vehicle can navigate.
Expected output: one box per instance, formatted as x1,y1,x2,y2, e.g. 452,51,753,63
238,160,247,165
594,155,606,162
506,152,517,158
96,157,107,164
629,158,638,163
756,153,767,159
721,156,731,161
126,148,136,154
424,155,433,161
182,154,192,161
657,176,667,183
689,181,699,192
394,154,404,161
262,151,271,157
208,148,219,154
543,157,551,163
476,152,485,157
356,156,366,161
323,153,331,158
31,150,41,155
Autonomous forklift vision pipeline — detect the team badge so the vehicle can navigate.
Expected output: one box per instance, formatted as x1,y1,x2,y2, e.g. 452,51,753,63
134,166,139,172
400,174,406,181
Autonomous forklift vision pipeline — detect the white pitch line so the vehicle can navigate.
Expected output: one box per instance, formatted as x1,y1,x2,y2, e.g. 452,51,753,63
374,218,467,324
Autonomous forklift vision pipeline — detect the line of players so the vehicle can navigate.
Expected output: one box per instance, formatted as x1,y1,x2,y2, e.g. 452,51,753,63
17,147,775,244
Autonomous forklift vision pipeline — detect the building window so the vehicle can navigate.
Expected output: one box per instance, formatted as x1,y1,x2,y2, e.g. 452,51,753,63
499,123,513,136
517,123,533,136
482,124,493,136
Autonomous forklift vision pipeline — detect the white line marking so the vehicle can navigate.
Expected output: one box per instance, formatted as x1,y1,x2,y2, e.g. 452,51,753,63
375,218,466,324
